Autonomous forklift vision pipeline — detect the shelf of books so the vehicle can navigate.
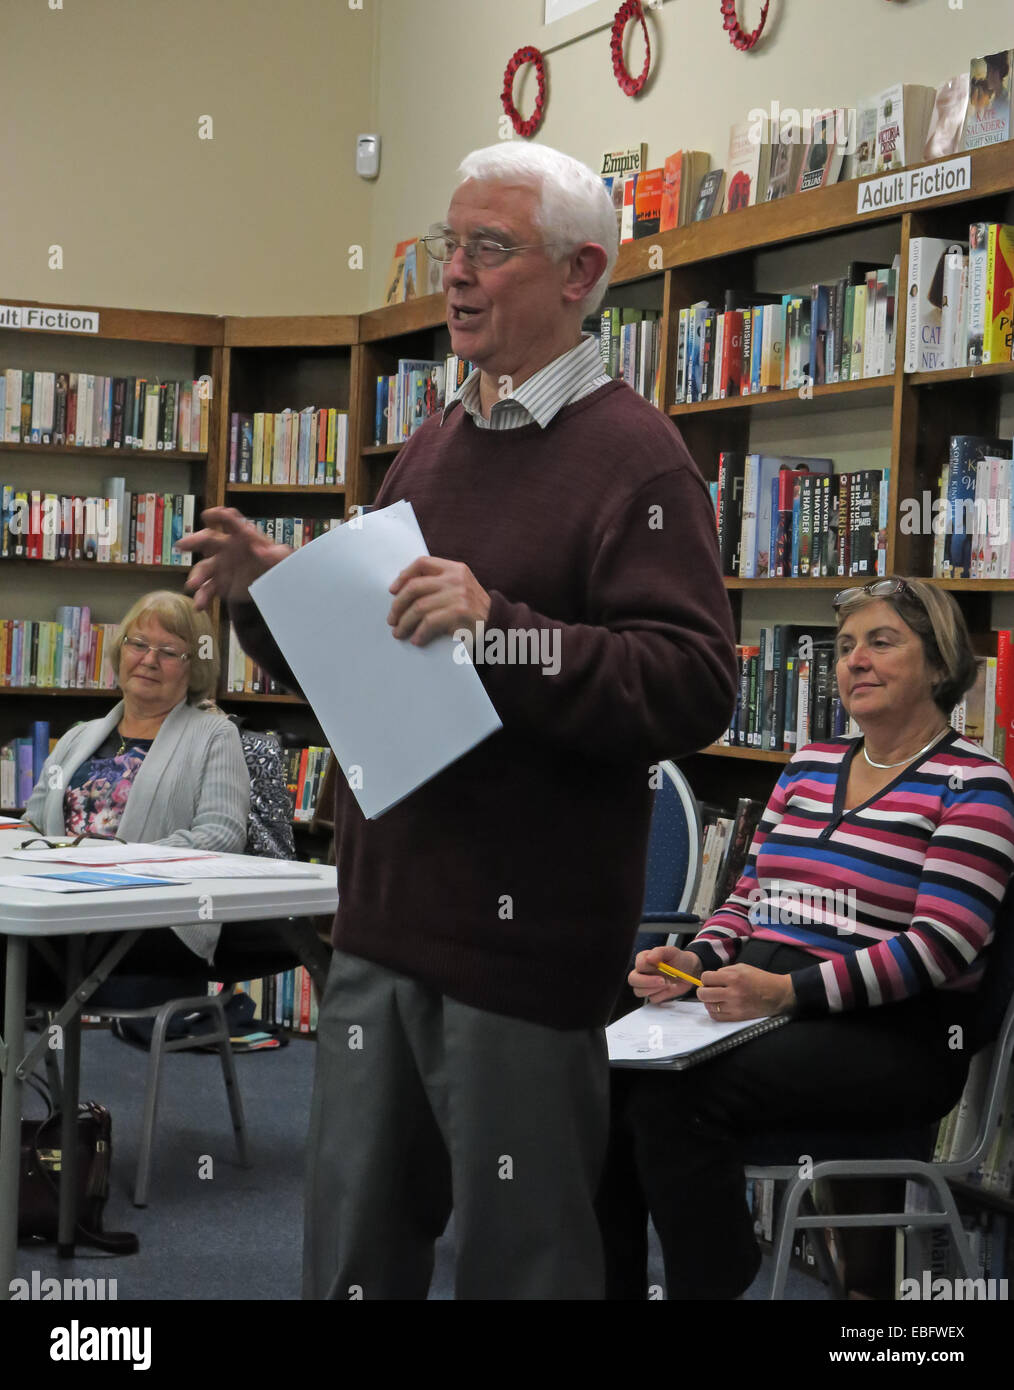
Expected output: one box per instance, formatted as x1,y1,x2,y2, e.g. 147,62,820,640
0,300,225,802
661,150,1012,819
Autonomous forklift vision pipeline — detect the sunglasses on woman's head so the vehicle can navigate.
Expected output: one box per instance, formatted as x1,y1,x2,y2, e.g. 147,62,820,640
832,578,913,610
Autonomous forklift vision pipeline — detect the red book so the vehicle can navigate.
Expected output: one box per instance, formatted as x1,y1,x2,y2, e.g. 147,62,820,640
633,168,664,239
293,748,309,821
300,966,312,1034
153,495,164,563
28,492,42,560
659,152,684,234
995,630,1013,770
772,468,808,578
317,408,327,477
621,177,636,244
722,310,744,398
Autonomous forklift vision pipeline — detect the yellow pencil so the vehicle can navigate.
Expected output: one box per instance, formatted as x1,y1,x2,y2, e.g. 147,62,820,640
654,961,703,988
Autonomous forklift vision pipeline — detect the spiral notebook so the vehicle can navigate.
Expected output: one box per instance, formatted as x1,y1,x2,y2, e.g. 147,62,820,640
606,999,789,1070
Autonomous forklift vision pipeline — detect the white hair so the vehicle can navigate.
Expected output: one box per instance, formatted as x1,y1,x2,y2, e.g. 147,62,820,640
455,144,618,316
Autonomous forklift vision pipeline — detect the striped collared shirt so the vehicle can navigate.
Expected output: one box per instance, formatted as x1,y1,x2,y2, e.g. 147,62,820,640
442,334,610,431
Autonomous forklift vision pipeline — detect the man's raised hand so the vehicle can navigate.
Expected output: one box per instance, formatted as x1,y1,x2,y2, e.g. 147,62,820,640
176,507,293,611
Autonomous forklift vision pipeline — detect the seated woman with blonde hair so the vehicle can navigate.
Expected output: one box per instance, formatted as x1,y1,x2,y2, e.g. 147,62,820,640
24,590,250,983
598,577,1014,1299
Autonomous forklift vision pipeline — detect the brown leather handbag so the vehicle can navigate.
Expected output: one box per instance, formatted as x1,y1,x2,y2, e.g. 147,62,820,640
19,1102,138,1254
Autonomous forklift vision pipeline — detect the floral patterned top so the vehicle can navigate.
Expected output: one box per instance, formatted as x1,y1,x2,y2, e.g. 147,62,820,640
63,730,154,838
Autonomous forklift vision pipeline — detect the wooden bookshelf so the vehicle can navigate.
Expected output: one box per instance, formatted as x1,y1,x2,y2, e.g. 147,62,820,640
226,483,346,495
217,692,305,705
0,443,207,462
908,361,1014,388
724,577,846,590
702,744,792,764
669,377,893,416
1,560,193,573
0,686,119,699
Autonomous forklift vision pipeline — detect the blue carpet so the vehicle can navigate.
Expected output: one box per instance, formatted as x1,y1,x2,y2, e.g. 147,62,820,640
15,1027,826,1301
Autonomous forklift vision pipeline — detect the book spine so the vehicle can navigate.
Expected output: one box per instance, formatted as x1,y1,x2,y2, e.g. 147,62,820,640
739,455,759,579
968,223,989,366
996,631,1011,764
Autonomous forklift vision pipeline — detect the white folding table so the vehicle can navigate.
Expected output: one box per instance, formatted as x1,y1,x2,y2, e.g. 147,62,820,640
0,828,338,1300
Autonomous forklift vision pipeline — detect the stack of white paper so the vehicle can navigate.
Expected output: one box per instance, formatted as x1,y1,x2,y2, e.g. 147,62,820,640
249,501,502,819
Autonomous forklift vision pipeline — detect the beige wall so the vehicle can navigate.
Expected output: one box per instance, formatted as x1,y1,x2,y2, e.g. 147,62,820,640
371,0,1013,305
2,0,378,316
3,0,1012,318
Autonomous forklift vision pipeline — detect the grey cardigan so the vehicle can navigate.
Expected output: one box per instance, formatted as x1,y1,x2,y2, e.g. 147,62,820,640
24,699,251,963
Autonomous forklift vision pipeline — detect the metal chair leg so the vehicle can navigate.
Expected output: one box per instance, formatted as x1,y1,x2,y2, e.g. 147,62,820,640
133,1000,176,1207
768,1177,810,1299
805,1199,847,1300
211,1002,250,1169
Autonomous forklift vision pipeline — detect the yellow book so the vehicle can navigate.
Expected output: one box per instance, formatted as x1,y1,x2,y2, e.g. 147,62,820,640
91,627,104,689
983,224,1014,364
262,412,274,485
252,412,264,486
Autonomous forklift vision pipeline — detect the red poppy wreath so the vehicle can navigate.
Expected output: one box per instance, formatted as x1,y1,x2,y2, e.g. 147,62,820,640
501,46,547,138
611,1,651,97
720,0,770,53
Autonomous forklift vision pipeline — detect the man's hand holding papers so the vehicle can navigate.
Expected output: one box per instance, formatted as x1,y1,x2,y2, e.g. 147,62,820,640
388,555,492,647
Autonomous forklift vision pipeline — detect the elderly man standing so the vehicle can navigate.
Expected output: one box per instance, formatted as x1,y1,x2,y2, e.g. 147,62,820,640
180,143,737,1300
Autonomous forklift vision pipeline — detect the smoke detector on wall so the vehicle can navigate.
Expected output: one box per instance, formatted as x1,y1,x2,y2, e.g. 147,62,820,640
356,135,381,179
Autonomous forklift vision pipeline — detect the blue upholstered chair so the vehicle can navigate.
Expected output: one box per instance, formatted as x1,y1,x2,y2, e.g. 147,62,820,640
637,759,703,945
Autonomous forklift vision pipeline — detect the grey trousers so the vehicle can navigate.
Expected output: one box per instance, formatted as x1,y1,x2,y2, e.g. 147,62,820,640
303,948,610,1300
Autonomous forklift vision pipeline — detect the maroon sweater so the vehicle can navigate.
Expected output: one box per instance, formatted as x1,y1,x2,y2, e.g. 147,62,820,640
231,380,737,1027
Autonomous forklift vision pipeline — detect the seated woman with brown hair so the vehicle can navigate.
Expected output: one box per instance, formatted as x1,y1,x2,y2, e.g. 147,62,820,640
597,577,1014,1299
23,590,250,989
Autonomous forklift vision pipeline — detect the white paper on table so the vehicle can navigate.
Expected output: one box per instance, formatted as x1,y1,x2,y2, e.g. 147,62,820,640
137,859,331,880
249,499,502,819
9,845,221,865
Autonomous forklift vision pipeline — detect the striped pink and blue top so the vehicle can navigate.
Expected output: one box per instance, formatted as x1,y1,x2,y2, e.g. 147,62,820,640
689,732,1014,1014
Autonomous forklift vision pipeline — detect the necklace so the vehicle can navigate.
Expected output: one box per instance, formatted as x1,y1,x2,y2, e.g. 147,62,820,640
862,729,949,770
116,727,149,755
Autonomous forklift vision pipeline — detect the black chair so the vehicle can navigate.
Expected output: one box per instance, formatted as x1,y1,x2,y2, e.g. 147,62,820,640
84,919,323,1207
